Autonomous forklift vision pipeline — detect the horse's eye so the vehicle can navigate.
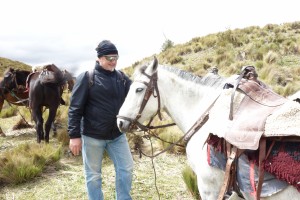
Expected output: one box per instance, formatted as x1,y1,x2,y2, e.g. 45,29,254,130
136,88,144,93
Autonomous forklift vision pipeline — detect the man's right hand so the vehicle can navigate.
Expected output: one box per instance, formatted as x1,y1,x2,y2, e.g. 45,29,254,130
69,138,82,156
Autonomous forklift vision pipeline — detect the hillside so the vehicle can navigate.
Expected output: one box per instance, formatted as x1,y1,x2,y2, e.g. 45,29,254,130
124,21,300,97
0,57,32,76
2,21,300,96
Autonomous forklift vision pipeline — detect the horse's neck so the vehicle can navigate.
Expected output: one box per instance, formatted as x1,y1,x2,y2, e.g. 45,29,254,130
18,72,30,86
158,69,223,133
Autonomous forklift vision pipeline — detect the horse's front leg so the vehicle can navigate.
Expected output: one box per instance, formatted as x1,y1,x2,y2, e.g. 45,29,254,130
186,132,224,200
45,107,57,143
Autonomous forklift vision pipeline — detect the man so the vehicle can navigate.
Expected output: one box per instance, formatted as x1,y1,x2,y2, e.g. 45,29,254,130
68,40,133,200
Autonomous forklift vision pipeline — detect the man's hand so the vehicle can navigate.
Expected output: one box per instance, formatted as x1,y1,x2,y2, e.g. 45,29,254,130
69,138,82,156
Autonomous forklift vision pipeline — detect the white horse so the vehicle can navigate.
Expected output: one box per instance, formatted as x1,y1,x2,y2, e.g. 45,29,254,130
117,58,300,200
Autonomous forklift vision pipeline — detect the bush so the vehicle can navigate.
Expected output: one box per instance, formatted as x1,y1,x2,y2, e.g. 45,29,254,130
182,165,200,199
0,106,17,118
0,142,62,185
161,39,174,52
264,51,278,64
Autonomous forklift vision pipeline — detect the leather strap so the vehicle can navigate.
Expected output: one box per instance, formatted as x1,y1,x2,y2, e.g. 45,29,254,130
218,145,238,200
256,138,266,200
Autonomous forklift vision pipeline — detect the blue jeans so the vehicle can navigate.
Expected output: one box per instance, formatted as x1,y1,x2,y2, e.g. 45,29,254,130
82,134,133,200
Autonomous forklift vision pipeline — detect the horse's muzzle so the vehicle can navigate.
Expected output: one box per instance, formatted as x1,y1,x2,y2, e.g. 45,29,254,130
117,115,133,132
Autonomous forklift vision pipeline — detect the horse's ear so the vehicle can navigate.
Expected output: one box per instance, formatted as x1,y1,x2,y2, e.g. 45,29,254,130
151,56,158,72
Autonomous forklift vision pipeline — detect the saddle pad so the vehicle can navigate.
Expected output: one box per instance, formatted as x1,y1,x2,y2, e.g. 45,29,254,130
265,100,300,137
224,95,286,150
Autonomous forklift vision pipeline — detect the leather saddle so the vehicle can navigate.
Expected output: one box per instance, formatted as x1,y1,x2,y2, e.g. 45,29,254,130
224,79,288,150
214,66,300,200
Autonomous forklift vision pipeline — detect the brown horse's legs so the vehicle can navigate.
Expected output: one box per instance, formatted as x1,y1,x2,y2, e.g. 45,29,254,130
32,107,44,143
45,107,58,143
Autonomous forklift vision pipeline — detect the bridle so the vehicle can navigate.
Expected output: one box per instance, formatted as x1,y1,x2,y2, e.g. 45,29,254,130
2,71,26,93
1,71,16,92
117,70,175,131
0,70,29,105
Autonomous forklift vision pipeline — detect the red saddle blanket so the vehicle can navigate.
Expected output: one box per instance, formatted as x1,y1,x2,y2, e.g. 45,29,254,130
207,135,300,194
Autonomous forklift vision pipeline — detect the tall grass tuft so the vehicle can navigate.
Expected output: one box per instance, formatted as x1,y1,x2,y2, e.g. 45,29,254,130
264,51,278,64
182,165,200,199
0,106,17,118
56,129,70,146
0,142,62,185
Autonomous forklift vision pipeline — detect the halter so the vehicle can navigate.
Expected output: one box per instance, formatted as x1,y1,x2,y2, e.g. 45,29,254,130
2,71,26,93
117,70,174,131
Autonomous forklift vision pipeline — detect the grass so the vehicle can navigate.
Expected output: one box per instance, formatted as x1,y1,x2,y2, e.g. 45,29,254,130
0,114,195,200
0,142,62,185
0,147,193,200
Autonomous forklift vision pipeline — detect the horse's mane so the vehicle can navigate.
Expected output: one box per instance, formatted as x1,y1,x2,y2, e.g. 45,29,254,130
137,64,226,89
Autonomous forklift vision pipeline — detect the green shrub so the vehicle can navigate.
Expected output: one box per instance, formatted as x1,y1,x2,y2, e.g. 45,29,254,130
169,56,183,65
194,44,203,53
0,142,62,185
182,165,200,199
0,106,17,118
264,51,278,64
161,39,174,52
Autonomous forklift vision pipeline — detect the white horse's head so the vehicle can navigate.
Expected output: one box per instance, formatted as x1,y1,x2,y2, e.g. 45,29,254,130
118,57,162,132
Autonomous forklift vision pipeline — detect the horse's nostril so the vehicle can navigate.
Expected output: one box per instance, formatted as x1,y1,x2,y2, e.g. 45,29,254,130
119,121,123,129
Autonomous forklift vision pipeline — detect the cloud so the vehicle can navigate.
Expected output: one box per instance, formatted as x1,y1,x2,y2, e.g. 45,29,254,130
1,0,299,76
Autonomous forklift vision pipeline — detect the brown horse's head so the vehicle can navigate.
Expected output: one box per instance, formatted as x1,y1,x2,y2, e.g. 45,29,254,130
1,68,30,93
62,69,75,92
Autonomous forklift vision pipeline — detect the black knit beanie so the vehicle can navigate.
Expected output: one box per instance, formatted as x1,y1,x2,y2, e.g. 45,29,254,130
95,40,118,58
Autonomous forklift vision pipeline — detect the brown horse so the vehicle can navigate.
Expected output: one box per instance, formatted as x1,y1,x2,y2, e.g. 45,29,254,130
27,64,74,143
0,68,31,134
0,68,31,110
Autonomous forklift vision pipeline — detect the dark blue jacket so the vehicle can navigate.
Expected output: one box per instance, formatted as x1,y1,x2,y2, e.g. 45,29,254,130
68,61,131,140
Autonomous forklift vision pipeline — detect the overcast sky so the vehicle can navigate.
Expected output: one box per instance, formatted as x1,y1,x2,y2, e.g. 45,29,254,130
1,0,299,76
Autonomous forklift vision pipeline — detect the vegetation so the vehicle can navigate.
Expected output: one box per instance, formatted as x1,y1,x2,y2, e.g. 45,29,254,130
124,21,300,97
161,39,174,52
0,142,61,185
0,106,17,118
182,165,199,199
0,57,31,76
